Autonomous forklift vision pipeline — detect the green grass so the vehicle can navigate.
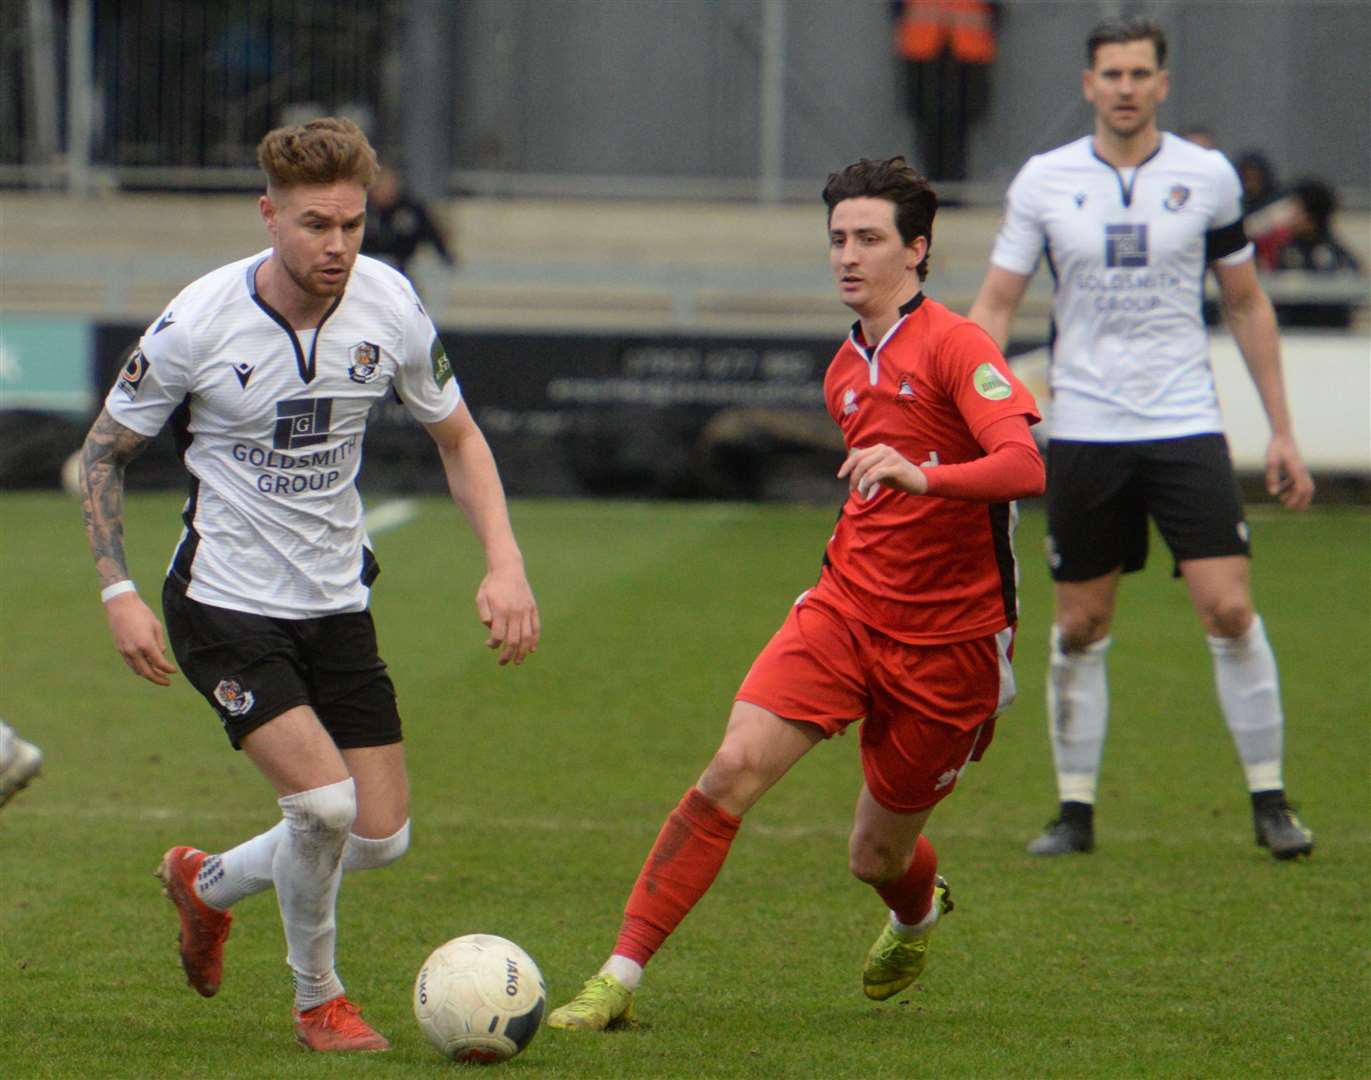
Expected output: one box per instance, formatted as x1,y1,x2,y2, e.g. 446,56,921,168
1,492,1368,1079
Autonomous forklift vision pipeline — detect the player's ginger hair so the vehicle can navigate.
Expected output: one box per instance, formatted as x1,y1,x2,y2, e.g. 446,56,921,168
256,117,378,193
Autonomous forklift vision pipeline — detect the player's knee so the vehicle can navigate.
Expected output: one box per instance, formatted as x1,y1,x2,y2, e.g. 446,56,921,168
847,834,904,885
281,777,358,836
1201,598,1253,639
699,743,764,808
1055,613,1109,653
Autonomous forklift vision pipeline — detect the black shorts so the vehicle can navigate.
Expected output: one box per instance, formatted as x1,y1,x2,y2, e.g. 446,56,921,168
163,579,401,751
1044,434,1250,582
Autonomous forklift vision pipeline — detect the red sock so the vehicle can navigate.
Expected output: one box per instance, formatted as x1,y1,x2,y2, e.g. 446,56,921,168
873,834,938,926
613,787,741,966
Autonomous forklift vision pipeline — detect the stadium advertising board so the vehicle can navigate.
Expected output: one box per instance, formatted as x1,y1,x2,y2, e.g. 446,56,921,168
67,323,1371,498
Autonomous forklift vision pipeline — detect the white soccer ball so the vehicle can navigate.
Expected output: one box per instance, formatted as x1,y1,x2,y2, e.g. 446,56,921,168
413,934,547,1064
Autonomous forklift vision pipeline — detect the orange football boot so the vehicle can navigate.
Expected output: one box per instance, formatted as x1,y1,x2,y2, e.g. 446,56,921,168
155,846,233,997
293,995,391,1052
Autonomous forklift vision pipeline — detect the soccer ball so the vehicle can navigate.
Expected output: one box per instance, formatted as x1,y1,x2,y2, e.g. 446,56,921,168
413,934,547,1064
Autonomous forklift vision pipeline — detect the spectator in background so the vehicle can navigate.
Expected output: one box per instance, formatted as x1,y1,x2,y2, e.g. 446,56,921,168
1257,178,1365,329
362,167,456,285
1259,179,1363,275
1178,124,1218,151
893,0,1000,186
1235,150,1282,216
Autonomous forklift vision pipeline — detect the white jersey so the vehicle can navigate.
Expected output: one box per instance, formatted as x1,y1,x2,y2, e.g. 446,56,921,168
990,132,1253,441
104,251,461,619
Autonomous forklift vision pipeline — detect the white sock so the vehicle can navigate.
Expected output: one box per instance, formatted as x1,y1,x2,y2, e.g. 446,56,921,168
342,820,411,871
274,778,356,1011
196,822,286,911
600,954,644,991
1209,615,1285,793
1047,626,1111,805
196,819,411,911
891,900,939,939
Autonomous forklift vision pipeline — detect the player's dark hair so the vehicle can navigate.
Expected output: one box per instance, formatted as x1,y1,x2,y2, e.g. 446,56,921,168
1291,178,1337,234
257,117,379,192
1086,16,1167,68
822,157,937,281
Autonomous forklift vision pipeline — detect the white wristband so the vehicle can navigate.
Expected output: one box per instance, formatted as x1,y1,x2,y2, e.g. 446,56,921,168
101,580,137,604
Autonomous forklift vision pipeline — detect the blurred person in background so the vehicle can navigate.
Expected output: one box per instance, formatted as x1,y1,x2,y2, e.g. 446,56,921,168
1258,178,1363,275
0,719,43,809
78,117,538,1052
969,16,1316,862
361,167,456,287
1257,177,1365,328
1178,124,1219,151
1236,149,1282,216
892,0,1000,186
545,156,1043,1033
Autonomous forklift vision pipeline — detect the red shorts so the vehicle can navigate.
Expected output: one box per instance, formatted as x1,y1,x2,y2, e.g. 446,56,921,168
735,592,1015,813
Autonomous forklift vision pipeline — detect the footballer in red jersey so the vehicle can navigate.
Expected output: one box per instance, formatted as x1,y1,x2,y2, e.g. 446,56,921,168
546,158,1044,1034
818,293,1041,646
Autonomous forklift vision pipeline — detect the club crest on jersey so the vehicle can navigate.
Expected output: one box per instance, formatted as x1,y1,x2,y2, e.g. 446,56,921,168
349,341,381,384
115,348,149,399
1163,185,1191,211
213,678,255,717
842,387,859,416
897,374,917,401
972,363,1013,401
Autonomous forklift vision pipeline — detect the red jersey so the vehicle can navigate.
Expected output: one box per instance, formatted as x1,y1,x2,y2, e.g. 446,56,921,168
817,294,1041,644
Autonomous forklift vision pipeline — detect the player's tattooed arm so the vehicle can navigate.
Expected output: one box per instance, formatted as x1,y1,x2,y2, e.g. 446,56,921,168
80,408,153,587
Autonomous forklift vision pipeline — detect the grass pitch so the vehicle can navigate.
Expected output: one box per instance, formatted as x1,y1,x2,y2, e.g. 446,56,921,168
1,492,1367,1079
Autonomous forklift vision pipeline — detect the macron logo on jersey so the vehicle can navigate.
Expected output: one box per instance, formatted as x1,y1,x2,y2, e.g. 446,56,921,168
273,398,334,450
1105,224,1149,268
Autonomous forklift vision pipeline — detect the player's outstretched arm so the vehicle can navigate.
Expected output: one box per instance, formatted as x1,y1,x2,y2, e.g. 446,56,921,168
425,403,540,666
1211,259,1315,511
79,408,178,685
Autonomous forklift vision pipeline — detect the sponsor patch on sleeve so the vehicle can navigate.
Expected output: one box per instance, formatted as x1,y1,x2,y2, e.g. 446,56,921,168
430,334,453,389
115,347,150,399
972,362,1013,401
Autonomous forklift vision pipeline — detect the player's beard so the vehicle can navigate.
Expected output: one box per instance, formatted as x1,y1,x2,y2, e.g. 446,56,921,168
281,250,351,299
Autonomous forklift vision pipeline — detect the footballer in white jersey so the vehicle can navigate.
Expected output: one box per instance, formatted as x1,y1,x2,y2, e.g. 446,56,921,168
990,132,1251,442
78,117,540,1050
969,17,1314,865
105,251,456,619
